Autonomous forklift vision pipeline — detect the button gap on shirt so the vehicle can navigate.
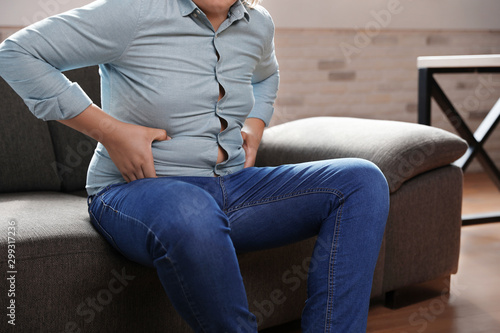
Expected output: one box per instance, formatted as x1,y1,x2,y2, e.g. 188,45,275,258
215,44,228,164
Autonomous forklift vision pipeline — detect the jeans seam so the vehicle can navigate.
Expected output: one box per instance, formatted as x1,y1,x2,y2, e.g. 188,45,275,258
325,195,343,332
95,195,208,332
225,187,343,213
219,176,229,212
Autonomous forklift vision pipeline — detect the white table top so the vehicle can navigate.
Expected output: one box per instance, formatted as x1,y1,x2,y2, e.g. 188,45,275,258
417,54,500,69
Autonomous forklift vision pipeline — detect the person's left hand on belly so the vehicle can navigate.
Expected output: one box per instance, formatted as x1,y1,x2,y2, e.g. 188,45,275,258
241,117,265,168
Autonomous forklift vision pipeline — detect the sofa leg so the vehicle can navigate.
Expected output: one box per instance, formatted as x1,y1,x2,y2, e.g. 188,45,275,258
384,276,451,309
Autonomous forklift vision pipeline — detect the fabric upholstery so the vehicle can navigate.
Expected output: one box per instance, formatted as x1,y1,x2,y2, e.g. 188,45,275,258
256,117,468,192
382,165,463,291
47,66,100,192
0,77,60,193
47,122,97,192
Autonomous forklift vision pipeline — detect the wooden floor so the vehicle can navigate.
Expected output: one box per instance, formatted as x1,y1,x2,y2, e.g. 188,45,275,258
262,172,500,333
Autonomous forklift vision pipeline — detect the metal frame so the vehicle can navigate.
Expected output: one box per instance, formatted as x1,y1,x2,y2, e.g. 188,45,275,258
418,66,500,225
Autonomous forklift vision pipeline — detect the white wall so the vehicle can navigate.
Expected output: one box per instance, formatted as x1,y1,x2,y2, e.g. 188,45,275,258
1,0,500,30
263,0,500,31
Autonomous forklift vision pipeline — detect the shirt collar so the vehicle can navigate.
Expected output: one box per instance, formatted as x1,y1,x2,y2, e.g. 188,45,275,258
178,0,250,22
229,1,250,22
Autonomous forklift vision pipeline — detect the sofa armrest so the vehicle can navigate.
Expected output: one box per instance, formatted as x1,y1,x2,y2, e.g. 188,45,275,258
255,117,468,192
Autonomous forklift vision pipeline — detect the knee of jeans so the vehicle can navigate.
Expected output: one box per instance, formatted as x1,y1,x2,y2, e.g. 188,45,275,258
358,159,388,188
344,158,389,206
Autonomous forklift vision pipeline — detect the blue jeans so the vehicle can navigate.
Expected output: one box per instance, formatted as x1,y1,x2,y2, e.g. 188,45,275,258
88,158,389,332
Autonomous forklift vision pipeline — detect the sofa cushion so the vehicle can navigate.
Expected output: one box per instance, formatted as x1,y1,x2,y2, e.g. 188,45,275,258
256,117,468,192
47,66,100,192
47,122,97,192
0,77,61,193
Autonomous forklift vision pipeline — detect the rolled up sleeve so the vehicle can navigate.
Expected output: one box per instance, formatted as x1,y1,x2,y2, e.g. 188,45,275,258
0,0,141,121
248,21,279,127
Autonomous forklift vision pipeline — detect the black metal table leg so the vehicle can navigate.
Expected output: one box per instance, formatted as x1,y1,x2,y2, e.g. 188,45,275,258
417,64,500,225
418,68,432,125
430,80,500,191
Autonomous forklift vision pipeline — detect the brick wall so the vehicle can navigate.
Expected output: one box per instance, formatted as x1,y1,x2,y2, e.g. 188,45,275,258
272,28,500,173
2,26,500,172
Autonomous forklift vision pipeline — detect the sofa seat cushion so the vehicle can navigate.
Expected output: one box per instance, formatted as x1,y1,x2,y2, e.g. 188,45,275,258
0,192,99,257
256,117,468,192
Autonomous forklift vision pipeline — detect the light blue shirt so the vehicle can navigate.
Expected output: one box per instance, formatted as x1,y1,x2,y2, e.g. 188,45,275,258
0,0,279,195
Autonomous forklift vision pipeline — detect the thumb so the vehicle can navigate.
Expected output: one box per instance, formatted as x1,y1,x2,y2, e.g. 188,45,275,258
241,130,248,142
152,128,171,141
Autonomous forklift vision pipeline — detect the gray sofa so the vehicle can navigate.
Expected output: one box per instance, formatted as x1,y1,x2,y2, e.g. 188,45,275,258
0,66,467,332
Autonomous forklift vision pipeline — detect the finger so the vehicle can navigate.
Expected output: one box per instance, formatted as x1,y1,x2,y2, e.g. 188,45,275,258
139,148,157,179
120,162,137,182
241,134,248,151
133,167,145,180
122,173,132,183
244,150,256,168
152,128,170,141
244,157,255,168
125,172,137,182
142,158,157,179
128,161,143,181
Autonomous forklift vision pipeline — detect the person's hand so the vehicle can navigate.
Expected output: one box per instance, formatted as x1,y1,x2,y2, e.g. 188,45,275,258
57,104,170,183
241,130,259,168
241,118,265,168
102,121,170,182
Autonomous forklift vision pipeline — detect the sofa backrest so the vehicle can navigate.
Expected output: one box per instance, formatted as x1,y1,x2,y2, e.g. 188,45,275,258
0,66,100,193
